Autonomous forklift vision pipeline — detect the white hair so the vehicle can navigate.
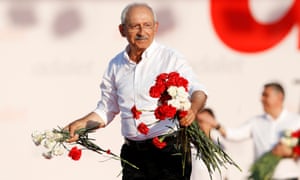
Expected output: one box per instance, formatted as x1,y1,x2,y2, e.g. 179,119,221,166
120,3,157,24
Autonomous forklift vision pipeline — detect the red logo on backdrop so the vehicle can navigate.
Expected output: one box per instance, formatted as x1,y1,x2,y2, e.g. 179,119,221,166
210,0,300,53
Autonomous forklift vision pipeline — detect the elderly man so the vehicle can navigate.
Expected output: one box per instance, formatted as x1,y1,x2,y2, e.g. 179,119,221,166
65,3,207,180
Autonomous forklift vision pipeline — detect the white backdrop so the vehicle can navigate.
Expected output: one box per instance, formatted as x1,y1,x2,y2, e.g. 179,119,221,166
1,0,300,179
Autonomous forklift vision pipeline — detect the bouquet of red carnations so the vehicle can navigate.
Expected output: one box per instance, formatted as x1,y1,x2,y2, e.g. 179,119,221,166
249,129,300,180
132,72,240,178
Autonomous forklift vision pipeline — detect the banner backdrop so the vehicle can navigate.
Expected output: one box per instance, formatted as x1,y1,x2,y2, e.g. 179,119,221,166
0,0,300,179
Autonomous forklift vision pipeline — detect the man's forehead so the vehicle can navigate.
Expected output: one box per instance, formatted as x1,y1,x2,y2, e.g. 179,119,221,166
126,7,153,20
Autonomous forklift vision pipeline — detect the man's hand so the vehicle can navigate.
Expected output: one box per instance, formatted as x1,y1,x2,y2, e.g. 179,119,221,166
64,112,105,142
64,119,87,142
179,109,196,127
179,90,207,127
272,142,293,158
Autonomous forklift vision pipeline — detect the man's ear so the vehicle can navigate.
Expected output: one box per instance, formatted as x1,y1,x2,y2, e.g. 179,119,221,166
119,24,126,37
154,22,159,33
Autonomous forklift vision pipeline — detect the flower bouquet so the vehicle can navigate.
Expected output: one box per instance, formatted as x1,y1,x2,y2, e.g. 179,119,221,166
31,127,138,169
249,129,300,180
132,72,240,178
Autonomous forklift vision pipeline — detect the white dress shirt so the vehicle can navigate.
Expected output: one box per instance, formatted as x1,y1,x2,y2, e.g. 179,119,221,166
93,41,207,140
225,109,300,179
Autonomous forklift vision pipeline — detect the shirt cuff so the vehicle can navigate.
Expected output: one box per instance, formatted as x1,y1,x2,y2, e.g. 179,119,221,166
92,108,108,125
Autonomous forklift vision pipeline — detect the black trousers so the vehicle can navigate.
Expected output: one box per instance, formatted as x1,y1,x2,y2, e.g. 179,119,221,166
120,136,192,180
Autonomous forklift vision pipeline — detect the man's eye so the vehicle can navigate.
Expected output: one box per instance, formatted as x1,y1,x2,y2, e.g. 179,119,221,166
129,25,139,29
144,23,153,28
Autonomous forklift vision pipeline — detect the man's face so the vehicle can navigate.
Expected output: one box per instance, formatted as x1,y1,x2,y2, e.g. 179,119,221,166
261,87,283,113
119,6,158,51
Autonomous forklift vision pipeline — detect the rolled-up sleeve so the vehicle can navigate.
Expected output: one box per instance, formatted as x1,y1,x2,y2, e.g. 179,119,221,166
176,56,208,96
93,65,120,125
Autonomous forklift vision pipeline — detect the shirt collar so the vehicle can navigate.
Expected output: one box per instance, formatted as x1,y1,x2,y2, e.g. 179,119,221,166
123,40,158,63
142,40,158,59
264,109,287,122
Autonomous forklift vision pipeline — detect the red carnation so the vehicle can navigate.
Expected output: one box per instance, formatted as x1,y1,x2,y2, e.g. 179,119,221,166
152,137,167,149
168,72,180,79
149,85,164,98
106,149,111,154
68,146,82,161
177,77,188,91
293,146,300,156
166,73,180,87
156,73,168,82
131,105,142,119
154,104,177,120
291,130,300,138
137,122,149,135
179,110,188,119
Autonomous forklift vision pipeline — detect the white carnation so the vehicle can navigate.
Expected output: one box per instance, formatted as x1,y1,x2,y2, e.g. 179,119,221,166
43,139,57,149
53,132,64,142
181,101,191,110
177,87,188,97
176,89,189,102
31,131,45,146
177,95,189,102
167,86,190,111
52,144,65,156
283,130,293,137
45,130,57,141
168,99,181,109
281,137,299,147
42,151,53,159
167,86,178,97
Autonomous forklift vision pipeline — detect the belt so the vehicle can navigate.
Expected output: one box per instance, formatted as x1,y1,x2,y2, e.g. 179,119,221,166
124,138,154,151
125,133,177,151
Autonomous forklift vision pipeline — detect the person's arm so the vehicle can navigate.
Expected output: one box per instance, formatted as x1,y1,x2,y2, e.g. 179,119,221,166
65,112,106,142
180,90,207,127
65,62,119,142
213,120,252,141
205,119,227,137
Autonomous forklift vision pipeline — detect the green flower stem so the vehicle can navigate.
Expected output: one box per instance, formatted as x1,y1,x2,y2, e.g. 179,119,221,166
77,134,139,170
185,121,241,179
178,126,190,176
248,151,281,180
56,127,139,170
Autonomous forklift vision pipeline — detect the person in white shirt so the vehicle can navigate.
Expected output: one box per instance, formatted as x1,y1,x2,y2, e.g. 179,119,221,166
215,82,300,180
64,3,207,180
